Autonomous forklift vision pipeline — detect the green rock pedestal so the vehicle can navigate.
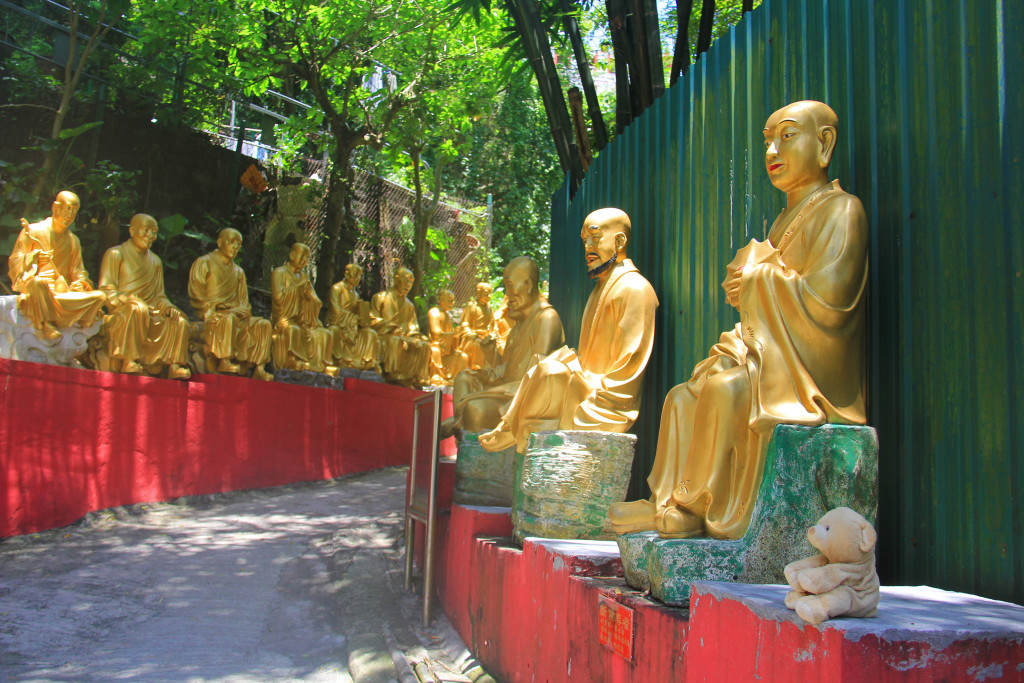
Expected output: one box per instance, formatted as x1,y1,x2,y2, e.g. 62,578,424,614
513,430,637,544
453,432,516,507
619,424,878,606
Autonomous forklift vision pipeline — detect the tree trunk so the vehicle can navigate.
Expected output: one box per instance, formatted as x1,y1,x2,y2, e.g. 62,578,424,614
558,0,609,150
317,140,357,301
696,0,716,57
410,148,428,300
605,0,634,131
669,0,695,85
506,0,585,189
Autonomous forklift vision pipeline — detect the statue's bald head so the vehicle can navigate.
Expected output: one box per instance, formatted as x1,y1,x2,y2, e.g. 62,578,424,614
218,228,242,242
581,208,631,278
128,213,158,251
503,256,540,315
764,100,839,181
438,289,455,309
50,190,81,231
393,267,415,296
55,190,80,208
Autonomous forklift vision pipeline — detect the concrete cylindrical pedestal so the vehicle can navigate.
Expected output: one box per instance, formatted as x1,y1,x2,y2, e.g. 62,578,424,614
513,430,637,543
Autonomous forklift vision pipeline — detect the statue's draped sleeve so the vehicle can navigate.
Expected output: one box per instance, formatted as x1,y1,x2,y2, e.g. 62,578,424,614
739,187,868,432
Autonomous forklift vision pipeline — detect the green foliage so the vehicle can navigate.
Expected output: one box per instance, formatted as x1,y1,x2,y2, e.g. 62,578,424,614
662,0,762,67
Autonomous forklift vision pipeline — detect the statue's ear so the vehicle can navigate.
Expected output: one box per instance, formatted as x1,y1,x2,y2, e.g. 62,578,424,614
858,521,877,553
818,126,837,168
615,232,626,252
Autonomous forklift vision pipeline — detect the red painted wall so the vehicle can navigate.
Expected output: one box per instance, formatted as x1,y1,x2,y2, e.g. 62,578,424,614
0,358,448,538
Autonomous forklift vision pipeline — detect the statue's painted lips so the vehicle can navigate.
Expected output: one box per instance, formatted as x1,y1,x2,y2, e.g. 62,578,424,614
586,252,600,266
768,162,785,173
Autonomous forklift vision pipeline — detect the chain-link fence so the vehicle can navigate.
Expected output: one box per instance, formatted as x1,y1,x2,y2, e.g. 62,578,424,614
253,157,491,306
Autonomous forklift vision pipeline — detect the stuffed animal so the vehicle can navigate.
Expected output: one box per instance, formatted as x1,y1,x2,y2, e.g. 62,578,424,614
784,506,880,624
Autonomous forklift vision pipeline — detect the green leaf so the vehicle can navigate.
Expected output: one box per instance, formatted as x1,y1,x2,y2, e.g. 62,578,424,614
58,121,104,140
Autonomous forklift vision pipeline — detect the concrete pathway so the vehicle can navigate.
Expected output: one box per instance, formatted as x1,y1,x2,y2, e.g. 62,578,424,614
0,468,483,683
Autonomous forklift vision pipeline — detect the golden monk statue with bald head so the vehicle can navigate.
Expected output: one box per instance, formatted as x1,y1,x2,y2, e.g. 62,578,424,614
427,289,468,385
459,282,498,370
8,191,106,340
271,242,336,374
327,263,382,372
609,100,868,540
370,267,431,386
98,213,190,379
441,256,565,438
479,210,659,453
188,228,273,380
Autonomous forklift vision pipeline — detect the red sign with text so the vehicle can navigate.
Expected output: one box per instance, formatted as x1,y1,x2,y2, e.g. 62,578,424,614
597,595,634,661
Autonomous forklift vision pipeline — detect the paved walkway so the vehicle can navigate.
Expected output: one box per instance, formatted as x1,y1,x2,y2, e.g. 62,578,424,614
0,468,484,683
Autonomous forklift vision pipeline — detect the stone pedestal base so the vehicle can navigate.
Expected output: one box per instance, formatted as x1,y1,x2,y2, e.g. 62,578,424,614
514,430,637,543
619,424,878,605
0,295,101,367
453,432,516,507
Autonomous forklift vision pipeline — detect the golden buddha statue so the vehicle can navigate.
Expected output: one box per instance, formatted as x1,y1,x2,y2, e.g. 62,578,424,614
441,256,565,437
609,101,868,540
427,289,468,385
459,282,498,370
271,242,336,374
8,191,106,340
187,228,273,380
98,213,190,379
479,209,659,453
370,267,430,386
327,263,382,372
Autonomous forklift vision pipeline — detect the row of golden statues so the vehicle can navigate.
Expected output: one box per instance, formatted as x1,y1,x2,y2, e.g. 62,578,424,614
7,100,867,545
7,198,514,386
458,100,867,546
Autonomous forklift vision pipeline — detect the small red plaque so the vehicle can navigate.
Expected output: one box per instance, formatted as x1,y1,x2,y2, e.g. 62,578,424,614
597,595,634,661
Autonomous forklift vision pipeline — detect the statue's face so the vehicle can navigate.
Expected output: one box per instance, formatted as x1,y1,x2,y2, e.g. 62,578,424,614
51,196,80,231
218,232,242,260
394,271,414,297
129,217,158,251
289,247,310,270
345,266,363,288
476,284,492,305
763,104,826,193
439,292,454,311
503,266,534,314
581,221,621,275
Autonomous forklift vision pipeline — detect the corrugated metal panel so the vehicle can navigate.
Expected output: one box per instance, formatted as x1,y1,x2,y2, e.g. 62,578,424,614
548,0,1024,604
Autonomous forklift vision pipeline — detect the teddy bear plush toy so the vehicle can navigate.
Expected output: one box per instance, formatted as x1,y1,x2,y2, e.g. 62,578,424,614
783,506,880,624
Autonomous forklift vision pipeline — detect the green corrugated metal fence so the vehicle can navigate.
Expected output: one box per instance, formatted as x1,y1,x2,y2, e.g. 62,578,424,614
548,0,1023,604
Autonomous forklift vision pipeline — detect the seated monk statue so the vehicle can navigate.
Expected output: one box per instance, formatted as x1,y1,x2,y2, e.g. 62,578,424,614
327,263,382,372
8,190,106,340
427,289,468,385
98,213,190,379
479,209,659,453
609,100,868,539
458,282,498,370
370,267,430,386
271,242,336,374
440,256,564,439
187,228,273,380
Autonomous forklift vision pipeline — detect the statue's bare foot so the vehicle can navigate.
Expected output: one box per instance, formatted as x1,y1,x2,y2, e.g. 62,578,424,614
167,363,191,380
122,360,145,375
217,358,241,374
478,423,515,452
607,499,658,534
38,322,62,341
654,506,703,539
252,365,274,381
